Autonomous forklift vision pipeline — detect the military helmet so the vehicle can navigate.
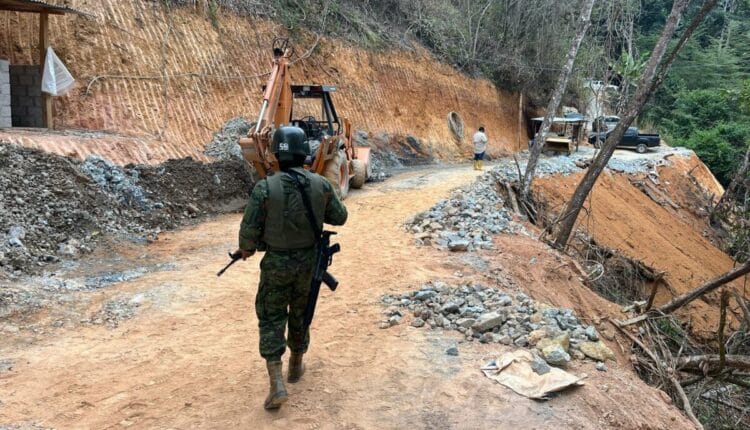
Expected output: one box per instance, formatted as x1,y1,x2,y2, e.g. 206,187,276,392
271,126,309,161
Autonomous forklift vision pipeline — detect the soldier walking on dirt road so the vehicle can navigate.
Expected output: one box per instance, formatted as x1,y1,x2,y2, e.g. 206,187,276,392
235,126,348,410
473,126,488,170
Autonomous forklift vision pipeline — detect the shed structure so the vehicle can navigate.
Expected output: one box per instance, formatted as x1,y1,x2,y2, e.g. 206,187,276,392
0,0,87,128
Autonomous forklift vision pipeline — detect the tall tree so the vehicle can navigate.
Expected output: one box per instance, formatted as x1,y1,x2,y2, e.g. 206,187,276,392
520,0,597,199
553,0,721,249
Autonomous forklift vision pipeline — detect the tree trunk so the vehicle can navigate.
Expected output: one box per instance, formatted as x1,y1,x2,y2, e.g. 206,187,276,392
653,260,750,315
520,0,596,199
553,0,715,249
677,354,750,372
713,145,750,218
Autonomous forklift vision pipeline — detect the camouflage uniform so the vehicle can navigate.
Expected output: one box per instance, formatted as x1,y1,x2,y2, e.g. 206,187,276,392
239,167,347,362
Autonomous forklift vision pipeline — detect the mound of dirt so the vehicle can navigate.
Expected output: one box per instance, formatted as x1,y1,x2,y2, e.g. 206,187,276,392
0,144,254,275
131,157,254,219
534,167,740,336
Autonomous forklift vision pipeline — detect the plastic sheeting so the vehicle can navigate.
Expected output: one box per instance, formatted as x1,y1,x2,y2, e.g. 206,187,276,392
41,47,75,96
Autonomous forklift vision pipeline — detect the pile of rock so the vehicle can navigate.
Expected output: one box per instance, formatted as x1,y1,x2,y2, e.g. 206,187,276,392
406,170,523,251
489,152,588,182
204,116,252,160
381,281,615,369
352,130,401,182
0,143,253,274
81,155,153,210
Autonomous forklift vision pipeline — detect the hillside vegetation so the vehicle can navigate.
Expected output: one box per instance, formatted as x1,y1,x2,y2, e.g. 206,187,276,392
193,1,749,175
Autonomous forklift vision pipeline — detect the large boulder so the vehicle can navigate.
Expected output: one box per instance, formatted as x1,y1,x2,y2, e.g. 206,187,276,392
471,309,510,332
579,341,616,361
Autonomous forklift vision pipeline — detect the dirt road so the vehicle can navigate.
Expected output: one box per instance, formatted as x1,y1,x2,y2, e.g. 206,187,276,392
0,165,692,429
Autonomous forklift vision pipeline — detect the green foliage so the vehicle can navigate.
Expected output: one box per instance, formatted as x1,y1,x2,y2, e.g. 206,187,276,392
681,122,750,185
638,1,750,190
610,51,648,85
741,79,750,115
663,89,742,138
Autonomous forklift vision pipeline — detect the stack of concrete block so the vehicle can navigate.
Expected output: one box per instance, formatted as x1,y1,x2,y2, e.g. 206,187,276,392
0,59,10,128
9,65,43,127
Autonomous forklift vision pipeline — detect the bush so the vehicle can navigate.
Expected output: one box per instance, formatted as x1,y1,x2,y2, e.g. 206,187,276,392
663,89,742,139
681,122,750,185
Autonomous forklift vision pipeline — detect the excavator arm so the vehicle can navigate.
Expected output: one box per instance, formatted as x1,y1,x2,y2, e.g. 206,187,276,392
238,38,370,196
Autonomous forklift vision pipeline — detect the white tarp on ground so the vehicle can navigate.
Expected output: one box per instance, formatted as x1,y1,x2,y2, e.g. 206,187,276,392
481,350,586,400
41,47,75,96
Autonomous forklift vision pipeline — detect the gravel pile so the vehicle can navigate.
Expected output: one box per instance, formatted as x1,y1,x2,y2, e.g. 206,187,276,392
81,155,153,210
204,116,253,160
381,281,616,368
0,143,254,274
406,169,524,251
406,146,697,252
489,146,696,182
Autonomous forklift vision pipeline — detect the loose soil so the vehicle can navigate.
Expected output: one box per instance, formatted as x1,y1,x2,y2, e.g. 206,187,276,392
535,155,742,337
0,165,691,429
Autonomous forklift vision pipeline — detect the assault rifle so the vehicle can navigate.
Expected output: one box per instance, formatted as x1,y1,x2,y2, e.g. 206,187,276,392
288,170,342,329
304,231,340,327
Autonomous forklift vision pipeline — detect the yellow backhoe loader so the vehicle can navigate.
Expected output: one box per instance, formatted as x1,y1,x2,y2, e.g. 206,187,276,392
239,38,370,198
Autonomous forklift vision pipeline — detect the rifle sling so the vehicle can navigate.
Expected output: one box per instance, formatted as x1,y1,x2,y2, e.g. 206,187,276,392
287,170,323,241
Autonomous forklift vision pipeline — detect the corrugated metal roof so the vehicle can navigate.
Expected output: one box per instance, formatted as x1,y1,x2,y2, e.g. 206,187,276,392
0,0,88,15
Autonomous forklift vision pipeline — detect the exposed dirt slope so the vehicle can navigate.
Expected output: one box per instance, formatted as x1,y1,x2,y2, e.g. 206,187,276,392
0,1,520,164
0,166,691,429
535,153,740,336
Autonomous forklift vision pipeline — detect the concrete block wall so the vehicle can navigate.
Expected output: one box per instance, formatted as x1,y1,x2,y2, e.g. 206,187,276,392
9,65,43,127
0,59,10,128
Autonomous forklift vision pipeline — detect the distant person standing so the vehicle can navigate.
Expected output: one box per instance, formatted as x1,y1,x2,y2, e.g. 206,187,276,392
472,126,488,170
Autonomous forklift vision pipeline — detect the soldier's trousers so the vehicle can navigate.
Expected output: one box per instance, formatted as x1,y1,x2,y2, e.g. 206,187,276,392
255,248,316,362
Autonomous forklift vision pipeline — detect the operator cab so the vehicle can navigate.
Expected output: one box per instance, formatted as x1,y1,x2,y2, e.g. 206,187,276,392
288,84,341,164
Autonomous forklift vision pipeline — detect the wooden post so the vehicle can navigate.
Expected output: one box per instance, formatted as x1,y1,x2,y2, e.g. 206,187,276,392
39,12,52,129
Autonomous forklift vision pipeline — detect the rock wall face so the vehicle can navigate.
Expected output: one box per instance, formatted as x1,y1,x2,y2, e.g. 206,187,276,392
0,1,520,164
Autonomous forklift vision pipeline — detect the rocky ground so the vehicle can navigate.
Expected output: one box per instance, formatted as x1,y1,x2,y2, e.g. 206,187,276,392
0,143,254,275
489,145,695,182
0,164,696,430
405,168,525,252
406,145,697,252
381,281,615,371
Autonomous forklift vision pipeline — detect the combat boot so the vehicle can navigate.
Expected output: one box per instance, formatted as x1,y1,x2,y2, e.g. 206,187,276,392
287,352,305,383
264,361,288,410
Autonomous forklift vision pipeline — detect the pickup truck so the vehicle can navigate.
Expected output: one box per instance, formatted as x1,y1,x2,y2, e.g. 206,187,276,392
588,127,660,153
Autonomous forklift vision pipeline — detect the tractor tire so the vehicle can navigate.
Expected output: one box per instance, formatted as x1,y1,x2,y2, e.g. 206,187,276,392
350,159,367,189
636,143,647,154
323,149,350,199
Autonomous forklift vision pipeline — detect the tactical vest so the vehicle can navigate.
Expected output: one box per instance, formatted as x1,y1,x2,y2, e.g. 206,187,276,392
262,168,328,250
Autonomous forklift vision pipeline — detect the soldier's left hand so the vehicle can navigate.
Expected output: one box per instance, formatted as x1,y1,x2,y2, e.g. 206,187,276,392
235,249,255,260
